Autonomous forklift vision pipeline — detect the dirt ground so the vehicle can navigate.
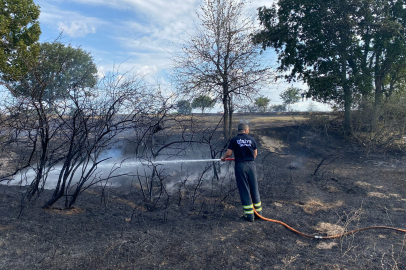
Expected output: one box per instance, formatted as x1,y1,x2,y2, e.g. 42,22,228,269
1,115,406,270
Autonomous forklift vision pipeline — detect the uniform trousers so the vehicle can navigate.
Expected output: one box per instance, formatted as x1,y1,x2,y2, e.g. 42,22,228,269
234,161,261,213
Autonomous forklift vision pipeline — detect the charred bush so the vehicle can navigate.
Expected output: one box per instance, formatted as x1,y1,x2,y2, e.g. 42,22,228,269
0,64,174,209
351,97,406,153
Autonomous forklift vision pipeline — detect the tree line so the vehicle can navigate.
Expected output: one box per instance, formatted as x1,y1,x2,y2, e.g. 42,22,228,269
177,90,303,114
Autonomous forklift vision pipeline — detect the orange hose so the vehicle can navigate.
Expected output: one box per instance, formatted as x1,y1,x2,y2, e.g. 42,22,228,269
253,209,406,239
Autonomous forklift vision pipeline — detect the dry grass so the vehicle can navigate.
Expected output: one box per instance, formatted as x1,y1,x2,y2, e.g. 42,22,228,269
295,199,344,214
316,242,339,250
355,181,372,188
0,225,10,231
273,202,283,207
45,207,86,215
111,197,148,211
389,193,402,199
221,201,236,209
295,240,309,247
259,135,286,152
83,189,99,195
314,222,345,236
326,185,340,193
367,192,390,199
355,181,384,189
281,254,300,269
392,208,406,212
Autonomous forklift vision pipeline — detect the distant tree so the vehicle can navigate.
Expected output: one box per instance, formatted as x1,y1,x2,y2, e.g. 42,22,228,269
192,95,214,113
0,0,41,81
307,102,317,112
8,42,97,101
172,0,273,140
270,104,286,112
280,87,301,111
177,100,192,114
255,97,270,112
238,104,257,113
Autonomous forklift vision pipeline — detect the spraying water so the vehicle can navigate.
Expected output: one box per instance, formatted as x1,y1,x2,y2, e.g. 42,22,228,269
4,157,234,190
119,158,234,167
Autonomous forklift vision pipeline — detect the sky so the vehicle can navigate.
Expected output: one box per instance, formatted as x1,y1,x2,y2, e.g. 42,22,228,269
34,0,332,112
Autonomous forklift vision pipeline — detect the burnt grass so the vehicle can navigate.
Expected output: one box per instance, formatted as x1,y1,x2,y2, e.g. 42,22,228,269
2,118,406,269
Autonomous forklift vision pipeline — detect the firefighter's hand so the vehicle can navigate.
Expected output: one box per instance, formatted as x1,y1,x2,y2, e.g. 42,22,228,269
220,157,226,162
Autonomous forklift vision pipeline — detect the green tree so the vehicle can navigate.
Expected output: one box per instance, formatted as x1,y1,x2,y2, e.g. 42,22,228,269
8,42,97,101
254,0,406,132
0,0,41,81
254,96,270,112
385,61,406,99
270,104,286,112
177,100,192,115
238,104,257,113
280,87,300,111
369,1,406,108
192,95,214,113
253,0,360,131
172,0,273,140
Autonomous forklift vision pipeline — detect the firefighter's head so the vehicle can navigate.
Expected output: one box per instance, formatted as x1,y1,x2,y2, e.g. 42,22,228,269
238,123,249,134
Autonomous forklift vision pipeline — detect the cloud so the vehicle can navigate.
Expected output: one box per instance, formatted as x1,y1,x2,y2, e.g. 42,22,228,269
114,36,164,52
46,0,200,42
61,0,200,22
94,60,161,82
137,65,158,77
38,1,107,38
58,21,96,38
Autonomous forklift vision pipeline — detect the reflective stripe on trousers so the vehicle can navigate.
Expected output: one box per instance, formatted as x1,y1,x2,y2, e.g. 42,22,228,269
254,201,262,212
243,204,254,214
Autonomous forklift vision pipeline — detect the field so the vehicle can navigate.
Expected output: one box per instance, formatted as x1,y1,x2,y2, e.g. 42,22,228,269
1,114,406,269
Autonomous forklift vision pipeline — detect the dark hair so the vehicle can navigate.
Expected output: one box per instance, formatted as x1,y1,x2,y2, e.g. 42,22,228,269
238,123,248,132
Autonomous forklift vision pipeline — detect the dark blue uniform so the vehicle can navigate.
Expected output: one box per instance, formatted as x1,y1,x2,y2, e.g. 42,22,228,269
228,133,262,217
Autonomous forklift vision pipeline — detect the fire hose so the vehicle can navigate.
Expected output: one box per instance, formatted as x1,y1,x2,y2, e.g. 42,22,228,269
223,158,406,239
253,209,406,239
223,158,235,161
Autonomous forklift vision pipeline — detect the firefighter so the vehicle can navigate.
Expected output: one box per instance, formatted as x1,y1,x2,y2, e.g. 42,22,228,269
221,123,262,222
